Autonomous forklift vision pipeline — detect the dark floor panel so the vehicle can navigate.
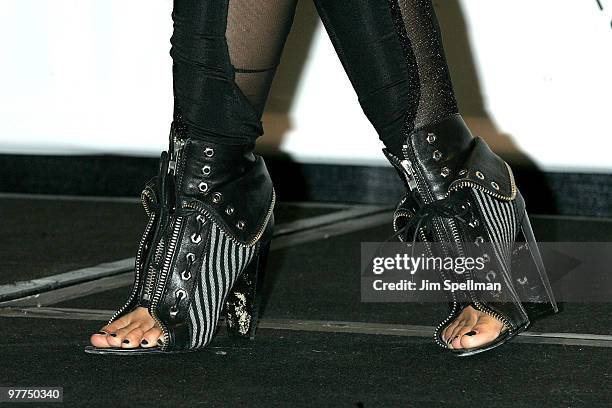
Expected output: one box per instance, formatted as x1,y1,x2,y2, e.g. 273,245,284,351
530,215,612,242
54,220,612,335
0,198,340,285
0,198,147,285
0,317,609,408
273,202,344,224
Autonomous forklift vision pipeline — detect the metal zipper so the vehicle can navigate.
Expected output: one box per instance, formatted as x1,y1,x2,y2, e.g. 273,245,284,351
400,143,461,348
141,236,165,303
141,189,155,217
149,216,184,350
445,163,517,201
107,209,156,325
145,136,185,349
472,301,512,334
172,134,186,189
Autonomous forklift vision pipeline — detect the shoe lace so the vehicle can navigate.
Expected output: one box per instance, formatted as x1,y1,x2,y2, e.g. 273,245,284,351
387,190,470,245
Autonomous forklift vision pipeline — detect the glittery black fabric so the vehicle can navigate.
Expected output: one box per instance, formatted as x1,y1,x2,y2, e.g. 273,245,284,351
171,0,297,146
314,0,459,156
392,0,458,128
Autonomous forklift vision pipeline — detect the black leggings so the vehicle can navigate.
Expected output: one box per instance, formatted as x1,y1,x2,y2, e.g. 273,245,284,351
171,0,458,156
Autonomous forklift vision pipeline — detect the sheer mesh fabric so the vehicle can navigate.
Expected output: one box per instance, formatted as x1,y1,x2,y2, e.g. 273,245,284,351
227,0,298,118
170,0,296,145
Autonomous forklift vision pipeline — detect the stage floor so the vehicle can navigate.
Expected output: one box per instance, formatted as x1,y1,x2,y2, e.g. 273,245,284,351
0,195,610,407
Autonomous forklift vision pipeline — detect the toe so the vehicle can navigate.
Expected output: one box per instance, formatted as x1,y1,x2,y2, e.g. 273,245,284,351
90,331,111,348
442,320,461,344
140,327,163,348
89,316,131,348
122,326,146,349
450,334,463,349
107,322,141,348
450,325,478,350
447,322,470,348
459,323,502,349
101,315,132,337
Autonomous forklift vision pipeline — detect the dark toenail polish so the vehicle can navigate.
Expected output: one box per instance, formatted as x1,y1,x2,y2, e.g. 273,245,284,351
110,333,117,337
141,339,148,345
97,331,107,335
122,339,130,344
465,331,477,336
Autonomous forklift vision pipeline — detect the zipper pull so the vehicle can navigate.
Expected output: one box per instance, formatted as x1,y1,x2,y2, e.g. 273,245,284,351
400,159,418,191
160,151,177,214
400,144,418,191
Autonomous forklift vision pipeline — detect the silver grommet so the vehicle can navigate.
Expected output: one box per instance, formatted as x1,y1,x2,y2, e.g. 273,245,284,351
226,206,234,215
204,147,214,157
181,270,192,281
432,150,442,161
170,289,187,316
190,233,202,244
441,167,450,178
459,169,468,176
202,165,211,176
169,306,178,317
483,253,490,263
476,171,485,180
196,215,206,224
176,289,187,301
198,182,209,193
491,181,500,190
212,192,222,203
186,253,196,262
236,220,245,230
426,133,436,144
475,236,484,244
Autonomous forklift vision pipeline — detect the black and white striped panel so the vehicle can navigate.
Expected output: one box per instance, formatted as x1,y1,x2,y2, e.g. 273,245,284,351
472,188,517,274
187,224,256,349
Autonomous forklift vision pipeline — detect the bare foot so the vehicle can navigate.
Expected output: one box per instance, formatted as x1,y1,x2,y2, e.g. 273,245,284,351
442,305,505,350
90,307,163,349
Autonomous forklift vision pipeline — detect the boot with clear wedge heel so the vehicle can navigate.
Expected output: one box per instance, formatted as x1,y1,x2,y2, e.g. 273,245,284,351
384,114,558,357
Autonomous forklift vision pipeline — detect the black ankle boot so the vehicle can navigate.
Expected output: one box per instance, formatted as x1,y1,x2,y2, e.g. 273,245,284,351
86,125,275,354
384,114,557,356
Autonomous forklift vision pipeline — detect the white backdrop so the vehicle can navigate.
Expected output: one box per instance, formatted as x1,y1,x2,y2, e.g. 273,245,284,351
1,0,611,172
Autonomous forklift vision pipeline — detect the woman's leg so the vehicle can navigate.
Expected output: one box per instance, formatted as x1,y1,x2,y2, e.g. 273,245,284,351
172,0,298,146
313,0,505,351
91,0,297,349
313,0,458,157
